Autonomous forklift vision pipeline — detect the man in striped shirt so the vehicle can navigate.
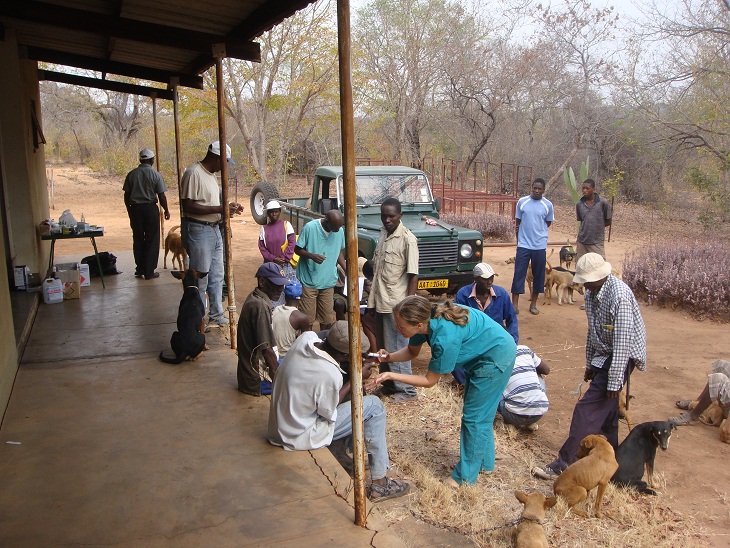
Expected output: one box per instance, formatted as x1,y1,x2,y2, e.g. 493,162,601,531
533,253,646,480
498,345,550,431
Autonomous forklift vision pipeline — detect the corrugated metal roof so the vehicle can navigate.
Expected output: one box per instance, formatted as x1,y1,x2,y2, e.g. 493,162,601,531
0,0,316,91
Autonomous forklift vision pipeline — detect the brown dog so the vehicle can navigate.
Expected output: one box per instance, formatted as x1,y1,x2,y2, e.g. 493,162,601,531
550,267,584,305
526,249,554,295
164,225,186,270
618,389,634,431
720,418,730,444
553,434,618,518
514,491,557,548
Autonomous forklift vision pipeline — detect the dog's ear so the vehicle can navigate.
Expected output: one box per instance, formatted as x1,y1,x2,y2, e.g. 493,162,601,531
171,270,184,280
196,271,209,279
580,436,595,449
545,496,558,509
514,490,528,504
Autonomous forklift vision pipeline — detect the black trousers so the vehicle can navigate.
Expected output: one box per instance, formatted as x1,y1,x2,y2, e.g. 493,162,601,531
128,203,160,277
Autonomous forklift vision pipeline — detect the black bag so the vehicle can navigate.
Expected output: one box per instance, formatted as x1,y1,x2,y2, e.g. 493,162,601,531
82,252,120,277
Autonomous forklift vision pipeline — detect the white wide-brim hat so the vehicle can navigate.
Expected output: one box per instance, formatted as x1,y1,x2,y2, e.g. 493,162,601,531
573,253,612,284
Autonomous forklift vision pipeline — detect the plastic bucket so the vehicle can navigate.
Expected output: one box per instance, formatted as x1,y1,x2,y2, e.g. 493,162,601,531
43,278,63,304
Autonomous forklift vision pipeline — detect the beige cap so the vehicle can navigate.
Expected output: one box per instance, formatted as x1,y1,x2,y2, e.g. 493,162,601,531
326,320,370,354
473,262,497,279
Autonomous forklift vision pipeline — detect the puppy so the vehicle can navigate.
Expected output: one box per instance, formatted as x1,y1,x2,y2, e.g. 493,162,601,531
542,269,556,306
559,245,576,270
550,267,584,305
691,400,725,426
164,225,187,270
526,250,554,294
514,491,557,548
553,434,618,518
720,418,730,444
611,421,673,495
159,269,208,364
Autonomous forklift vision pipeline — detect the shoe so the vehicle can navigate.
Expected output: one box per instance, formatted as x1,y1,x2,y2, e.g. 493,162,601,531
669,413,698,426
367,478,410,502
207,317,230,327
580,304,586,310
134,271,143,278
675,400,692,410
388,393,418,404
529,306,539,315
144,272,160,280
524,422,539,432
370,386,395,398
261,380,272,396
531,465,560,480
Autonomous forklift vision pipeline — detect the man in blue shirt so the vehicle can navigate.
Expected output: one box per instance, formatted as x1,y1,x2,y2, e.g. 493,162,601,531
295,210,346,330
511,178,554,315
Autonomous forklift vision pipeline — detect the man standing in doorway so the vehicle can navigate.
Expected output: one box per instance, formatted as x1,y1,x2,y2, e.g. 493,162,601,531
368,198,419,403
511,178,554,315
295,210,346,330
180,141,241,329
576,179,612,261
123,148,170,280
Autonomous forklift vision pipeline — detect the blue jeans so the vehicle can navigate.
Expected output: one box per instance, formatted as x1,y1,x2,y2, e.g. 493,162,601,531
376,312,416,397
182,220,224,322
332,395,389,480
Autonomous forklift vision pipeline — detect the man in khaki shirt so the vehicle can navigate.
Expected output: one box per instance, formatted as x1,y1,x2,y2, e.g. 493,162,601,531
368,197,419,402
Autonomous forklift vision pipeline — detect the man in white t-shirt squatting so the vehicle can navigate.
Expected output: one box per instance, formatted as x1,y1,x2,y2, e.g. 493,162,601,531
498,345,550,431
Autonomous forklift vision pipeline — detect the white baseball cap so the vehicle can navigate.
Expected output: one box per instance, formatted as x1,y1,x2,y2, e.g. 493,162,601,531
573,253,612,284
139,148,155,160
473,262,497,279
208,141,235,164
266,200,282,210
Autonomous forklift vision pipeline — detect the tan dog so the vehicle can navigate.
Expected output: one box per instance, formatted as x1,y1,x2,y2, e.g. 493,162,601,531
553,434,618,518
514,491,557,548
720,418,730,444
688,400,725,426
618,389,634,430
550,267,584,305
526,249,554,295
164,225,187,270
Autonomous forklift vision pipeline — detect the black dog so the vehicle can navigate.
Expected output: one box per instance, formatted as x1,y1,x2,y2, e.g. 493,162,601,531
611,420,674,495
159,269,208,364
559,245,576,270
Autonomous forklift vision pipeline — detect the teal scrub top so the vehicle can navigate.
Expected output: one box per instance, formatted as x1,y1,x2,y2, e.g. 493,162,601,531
410,307,516,376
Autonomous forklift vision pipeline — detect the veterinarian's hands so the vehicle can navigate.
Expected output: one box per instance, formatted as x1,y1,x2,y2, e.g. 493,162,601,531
584,368,595,382
606,390,620,399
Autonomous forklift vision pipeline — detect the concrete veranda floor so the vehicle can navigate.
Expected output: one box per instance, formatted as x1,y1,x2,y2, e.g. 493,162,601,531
0,251,408,547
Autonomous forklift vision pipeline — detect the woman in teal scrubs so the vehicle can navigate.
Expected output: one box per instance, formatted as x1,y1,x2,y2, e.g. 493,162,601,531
369,295,516,486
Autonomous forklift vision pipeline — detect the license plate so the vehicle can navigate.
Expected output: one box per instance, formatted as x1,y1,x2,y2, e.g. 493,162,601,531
418,279,448,289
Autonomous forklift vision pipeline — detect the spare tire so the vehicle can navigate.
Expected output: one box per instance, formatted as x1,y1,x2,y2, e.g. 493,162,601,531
250,182,280,225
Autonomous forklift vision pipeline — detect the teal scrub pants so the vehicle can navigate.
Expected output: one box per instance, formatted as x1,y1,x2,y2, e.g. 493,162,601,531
452,355,514,485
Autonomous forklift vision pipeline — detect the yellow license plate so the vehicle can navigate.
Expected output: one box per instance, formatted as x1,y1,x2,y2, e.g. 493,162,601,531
418,279,448,289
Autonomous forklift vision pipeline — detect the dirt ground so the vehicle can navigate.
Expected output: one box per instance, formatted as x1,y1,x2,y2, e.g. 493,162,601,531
46,163,729,546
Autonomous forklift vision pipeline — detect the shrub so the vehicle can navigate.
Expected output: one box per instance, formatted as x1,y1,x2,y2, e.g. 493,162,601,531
623,243,730,321
441,211,515,242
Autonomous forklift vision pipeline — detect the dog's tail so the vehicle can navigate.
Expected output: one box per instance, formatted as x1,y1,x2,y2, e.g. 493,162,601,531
169,225,181,234
159,350,185,364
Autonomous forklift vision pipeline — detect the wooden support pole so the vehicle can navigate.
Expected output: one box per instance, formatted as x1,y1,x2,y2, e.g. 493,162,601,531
214,52,237,348
152,93,164,248
336,0,367,526
172,79,184,222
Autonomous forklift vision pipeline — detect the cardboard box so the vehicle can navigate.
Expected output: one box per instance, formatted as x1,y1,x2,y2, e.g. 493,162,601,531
56,268,80,300
14,266,28,290
56,262,90,287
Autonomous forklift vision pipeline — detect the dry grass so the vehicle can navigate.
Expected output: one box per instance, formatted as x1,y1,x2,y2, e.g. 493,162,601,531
383,382,703,547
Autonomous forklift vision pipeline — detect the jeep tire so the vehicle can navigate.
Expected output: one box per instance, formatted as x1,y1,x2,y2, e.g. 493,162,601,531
250,182,280,225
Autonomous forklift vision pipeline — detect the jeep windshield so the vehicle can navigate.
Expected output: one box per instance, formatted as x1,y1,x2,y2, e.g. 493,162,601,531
336,174,433,206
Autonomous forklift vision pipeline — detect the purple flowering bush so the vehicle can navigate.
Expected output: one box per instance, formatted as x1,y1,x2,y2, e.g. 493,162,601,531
623,244,730,321
441,212,515,242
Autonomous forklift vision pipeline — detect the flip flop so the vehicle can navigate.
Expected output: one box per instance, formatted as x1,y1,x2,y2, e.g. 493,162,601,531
669,413,698,426
675,400,692,410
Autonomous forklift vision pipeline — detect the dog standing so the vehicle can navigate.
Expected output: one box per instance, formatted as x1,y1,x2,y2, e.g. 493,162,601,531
559,244,576,270
611,421,673,495
164,225,187,270
549,267,584,305
553,434,618,518
159,269,208,364
514,491,557,548
526,249,554,294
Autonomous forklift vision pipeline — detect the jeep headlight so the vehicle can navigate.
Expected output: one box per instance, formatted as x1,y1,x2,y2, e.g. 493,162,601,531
459,243,473,259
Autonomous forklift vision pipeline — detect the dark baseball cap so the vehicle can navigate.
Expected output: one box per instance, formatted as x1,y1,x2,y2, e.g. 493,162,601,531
255,263,288,286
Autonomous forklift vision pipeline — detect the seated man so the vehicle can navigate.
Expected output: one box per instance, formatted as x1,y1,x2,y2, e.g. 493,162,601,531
272,280,310,358
267,321,410,502
498,345,550,431
453,262,518,384
671,359,730,431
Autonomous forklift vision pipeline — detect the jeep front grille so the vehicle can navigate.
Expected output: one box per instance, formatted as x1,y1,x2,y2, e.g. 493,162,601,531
418,240,458,270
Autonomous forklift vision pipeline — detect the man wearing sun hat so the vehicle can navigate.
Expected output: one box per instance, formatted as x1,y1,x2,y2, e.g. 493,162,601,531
267,320,410,502
123,148,170,279
237,262,289,396
533,253,646,480
181,141,242,329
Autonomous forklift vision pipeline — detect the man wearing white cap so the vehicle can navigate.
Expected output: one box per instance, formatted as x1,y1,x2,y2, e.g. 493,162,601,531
533,253,646,480
180,141,242,328
123,148,170,279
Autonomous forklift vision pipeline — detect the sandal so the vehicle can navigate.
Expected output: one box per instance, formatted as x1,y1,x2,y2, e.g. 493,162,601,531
669,413,698,426
367,478,410,502
529,306,539,315
675,400,692,410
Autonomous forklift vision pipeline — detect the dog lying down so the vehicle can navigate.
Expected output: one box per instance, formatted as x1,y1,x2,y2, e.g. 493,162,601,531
553,434,618,518
611,420,673,496
159,269,208,364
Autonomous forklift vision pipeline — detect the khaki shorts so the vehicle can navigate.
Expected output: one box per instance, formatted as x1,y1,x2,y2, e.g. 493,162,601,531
300,286,335,326
576,241,606,261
